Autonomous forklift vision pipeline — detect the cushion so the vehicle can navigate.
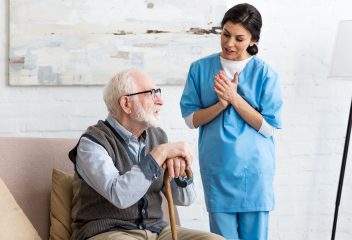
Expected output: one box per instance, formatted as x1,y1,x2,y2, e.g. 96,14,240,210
50,169,74,240
0,177,41,240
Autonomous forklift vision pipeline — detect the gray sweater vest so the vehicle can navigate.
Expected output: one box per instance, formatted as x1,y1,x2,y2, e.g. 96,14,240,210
69,120,168,240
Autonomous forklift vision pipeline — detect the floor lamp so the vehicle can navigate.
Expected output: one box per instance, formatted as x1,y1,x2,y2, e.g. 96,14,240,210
329,20,352,240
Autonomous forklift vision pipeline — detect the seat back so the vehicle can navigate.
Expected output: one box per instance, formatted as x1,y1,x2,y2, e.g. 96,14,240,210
0,137,76,239
0,137,179,239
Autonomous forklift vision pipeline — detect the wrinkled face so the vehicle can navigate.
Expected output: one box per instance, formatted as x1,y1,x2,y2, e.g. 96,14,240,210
220,22,256,61
130,72,163,128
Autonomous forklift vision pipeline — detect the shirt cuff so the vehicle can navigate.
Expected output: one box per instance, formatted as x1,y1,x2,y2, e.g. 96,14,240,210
258,118,275,138
174,173,194,188
138,153,162,181
184,113,196,129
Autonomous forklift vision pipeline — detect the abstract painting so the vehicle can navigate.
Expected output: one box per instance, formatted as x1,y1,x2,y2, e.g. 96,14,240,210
9,0,225,85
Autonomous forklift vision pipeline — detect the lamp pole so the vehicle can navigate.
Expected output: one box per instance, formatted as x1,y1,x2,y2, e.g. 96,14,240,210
331,98,352,240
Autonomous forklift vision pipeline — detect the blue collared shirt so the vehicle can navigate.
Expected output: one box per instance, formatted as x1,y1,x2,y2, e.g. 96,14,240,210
76,114,196,209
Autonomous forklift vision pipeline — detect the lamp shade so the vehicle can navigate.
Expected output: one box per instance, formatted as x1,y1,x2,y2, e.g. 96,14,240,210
329,20,352,80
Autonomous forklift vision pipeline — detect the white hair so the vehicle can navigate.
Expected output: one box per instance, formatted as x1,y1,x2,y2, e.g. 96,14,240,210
103,69,137,116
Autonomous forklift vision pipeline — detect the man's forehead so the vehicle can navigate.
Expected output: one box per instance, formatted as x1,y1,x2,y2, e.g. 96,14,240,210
132,71,156,89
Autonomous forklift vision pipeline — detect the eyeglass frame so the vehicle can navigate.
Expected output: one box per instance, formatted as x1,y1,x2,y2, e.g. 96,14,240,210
125,88,161,100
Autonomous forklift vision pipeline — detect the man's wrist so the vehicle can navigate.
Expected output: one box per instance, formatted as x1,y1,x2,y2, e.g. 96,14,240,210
149,144,167,166
139,154,162,181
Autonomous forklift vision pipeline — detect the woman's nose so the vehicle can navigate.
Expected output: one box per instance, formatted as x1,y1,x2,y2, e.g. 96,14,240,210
226,37,236,47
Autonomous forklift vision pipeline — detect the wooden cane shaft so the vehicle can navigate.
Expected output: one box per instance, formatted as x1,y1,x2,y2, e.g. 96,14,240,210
185,169,192,179
164,171,177,240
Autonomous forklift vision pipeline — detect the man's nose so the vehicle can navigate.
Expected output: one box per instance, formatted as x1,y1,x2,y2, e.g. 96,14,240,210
154,94,163,106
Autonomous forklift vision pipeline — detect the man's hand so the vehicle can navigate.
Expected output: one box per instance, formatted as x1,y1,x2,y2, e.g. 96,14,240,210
149,142,193,173
162,157,187,178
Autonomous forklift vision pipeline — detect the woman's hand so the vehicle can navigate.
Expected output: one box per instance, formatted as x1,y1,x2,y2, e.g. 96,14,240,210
214,72,229,108
214,71,239,105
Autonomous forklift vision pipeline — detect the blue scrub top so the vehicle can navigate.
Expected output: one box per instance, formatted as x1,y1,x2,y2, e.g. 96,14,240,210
180,53,283,213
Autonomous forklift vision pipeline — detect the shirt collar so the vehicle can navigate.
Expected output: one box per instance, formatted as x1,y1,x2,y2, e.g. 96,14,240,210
106,114,146,144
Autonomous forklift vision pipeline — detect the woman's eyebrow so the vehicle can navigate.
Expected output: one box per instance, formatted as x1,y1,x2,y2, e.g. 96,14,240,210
223,28,246,37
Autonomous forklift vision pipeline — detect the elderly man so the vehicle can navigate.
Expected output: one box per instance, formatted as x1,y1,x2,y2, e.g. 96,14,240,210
68,69,223,240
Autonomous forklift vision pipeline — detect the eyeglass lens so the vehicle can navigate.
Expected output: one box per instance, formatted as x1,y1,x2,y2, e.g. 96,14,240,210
151,88,161,99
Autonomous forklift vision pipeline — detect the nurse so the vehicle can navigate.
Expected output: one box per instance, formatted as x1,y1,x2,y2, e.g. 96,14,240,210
180,3,283,240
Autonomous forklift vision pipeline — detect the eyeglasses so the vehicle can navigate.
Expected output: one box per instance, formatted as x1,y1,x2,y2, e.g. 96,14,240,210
125,88,161,100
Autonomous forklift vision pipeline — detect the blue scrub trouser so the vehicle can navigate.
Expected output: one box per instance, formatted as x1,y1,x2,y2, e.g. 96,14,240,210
209,211,269,240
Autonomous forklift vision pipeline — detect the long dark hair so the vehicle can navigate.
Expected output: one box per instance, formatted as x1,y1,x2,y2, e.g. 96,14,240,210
221,3,262,55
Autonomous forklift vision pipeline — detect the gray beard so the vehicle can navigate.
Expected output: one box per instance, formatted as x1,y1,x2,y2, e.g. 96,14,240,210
133,103,161,128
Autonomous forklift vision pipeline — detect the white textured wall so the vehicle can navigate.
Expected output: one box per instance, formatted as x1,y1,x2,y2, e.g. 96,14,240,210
1,0,352,239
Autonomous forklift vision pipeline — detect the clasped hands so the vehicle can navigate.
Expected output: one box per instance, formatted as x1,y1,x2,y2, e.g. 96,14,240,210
150,141,192,178
214,70,239,108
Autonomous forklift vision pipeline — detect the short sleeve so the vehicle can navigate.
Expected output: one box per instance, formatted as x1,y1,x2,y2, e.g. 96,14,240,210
180,63,203,117
259,67,283,129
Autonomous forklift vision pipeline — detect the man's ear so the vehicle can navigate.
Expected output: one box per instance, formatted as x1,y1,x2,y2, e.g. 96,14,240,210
119,96,132,114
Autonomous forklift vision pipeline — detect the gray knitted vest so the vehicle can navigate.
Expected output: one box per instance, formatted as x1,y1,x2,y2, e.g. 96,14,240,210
69,120,168,240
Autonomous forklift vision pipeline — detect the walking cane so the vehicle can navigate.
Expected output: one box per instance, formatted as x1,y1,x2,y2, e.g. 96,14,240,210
164,168,193,240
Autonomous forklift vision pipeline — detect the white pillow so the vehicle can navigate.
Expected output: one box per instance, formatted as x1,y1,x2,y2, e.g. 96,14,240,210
0,177,41,240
